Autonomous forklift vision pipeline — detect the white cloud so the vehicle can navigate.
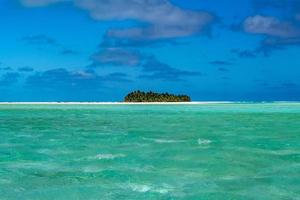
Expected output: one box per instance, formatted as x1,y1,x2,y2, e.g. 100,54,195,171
21,0,69,7
20,0,214,39
76,0,213,39
243,15,300,38
91,48,141,66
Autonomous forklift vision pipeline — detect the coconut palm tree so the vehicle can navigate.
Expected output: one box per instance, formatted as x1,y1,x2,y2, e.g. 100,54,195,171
124,91,191,102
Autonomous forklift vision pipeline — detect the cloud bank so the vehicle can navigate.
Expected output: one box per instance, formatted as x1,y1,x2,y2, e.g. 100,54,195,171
20,0,214,40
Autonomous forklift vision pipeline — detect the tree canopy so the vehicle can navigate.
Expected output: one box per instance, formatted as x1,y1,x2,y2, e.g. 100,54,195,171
124,91,191,102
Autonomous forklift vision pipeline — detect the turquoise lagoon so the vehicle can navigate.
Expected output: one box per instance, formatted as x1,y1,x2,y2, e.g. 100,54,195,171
0,103,300,199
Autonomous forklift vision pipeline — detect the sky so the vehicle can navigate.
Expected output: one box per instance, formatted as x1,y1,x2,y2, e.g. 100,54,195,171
0,0,300,101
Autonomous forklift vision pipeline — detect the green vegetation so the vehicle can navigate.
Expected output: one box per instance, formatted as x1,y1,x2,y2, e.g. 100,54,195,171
124,90,191,102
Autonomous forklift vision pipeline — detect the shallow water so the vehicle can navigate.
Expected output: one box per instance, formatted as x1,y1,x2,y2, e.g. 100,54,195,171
0,103,300,200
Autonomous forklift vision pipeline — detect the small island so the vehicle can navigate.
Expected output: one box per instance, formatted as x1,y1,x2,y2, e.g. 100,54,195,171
124,91,191,102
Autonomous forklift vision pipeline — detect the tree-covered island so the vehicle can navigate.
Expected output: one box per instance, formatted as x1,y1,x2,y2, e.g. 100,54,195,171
124,91,191,102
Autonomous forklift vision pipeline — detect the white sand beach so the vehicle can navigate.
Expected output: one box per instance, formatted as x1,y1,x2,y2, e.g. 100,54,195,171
0,101,233,105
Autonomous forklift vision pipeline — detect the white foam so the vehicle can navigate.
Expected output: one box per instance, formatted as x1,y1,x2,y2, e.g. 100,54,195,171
0,143,17,147
197,138,212,145
127,183,173,194
83,166,103,173
153,188,170,194
143,137,185,144
129,184,152,193
0,179,12,184
94,153,125,160
8,162,59,171
154,139,184,143
270,149,299,156
36,149,54,155
16,134,38,138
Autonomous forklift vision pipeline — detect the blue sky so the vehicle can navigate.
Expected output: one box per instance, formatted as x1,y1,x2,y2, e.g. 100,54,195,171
0,0,300,101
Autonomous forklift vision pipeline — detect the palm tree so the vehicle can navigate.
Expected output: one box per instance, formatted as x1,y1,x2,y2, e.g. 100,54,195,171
124,91,191,102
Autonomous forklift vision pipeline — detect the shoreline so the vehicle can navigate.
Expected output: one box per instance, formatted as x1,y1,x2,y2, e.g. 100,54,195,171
0,101,233,105
0,101,298,105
